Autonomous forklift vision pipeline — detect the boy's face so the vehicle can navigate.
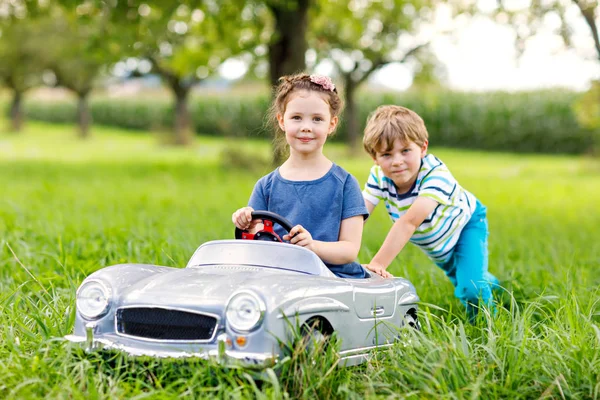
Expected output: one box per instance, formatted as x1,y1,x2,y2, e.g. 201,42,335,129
373,139,428,193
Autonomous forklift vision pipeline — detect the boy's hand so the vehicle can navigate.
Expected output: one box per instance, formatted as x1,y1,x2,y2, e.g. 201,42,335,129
232,207,260,230
284,225,315,251
362,262,393,278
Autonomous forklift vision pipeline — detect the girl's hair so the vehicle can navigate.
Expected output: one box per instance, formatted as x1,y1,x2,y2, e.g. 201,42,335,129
267,73,344,144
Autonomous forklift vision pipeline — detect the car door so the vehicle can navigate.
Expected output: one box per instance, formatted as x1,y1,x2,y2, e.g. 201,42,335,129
351,279,398,345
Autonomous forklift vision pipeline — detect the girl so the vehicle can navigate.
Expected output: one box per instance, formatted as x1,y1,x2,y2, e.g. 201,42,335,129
232,73,368,278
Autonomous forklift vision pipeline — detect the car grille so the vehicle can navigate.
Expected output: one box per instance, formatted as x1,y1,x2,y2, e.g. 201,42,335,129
116,307,217,341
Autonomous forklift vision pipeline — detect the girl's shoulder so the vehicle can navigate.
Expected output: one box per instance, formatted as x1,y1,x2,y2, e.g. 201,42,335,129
330,164,364,189
254,169,278,191
330,163,350,180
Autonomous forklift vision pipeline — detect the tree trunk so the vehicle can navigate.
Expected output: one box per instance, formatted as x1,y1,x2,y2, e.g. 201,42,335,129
268,0,310,165
77,92,92,139
173,86,192,146
10,90,24,132
574,0,600,61
344,78,360,154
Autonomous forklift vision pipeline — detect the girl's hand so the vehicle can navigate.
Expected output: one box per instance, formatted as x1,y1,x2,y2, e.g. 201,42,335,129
362,262,393,279
284,224,314,251
232,206,258,230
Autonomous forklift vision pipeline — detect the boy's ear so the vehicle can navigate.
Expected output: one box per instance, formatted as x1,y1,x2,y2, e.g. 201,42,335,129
421,140,429,157
277,113,285,131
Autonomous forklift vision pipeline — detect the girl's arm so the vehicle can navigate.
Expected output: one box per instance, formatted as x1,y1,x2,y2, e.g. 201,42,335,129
365,196,438,273
284,215,363,265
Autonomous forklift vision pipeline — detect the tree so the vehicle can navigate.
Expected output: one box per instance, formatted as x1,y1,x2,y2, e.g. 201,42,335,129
496,0,599,61
38,4,125,138
244,0,312,164
119,1,261,145
265,0,311,87
575,0,600,61
495,0,599,154
0,14,42,131
310,0,433,152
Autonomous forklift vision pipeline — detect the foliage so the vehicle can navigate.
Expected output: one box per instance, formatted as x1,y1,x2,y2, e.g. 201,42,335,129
0,12,45,130
127,1,260,82
13,89,596,154
117,0,267,144
0,17,42,92
574,80,600,129
495,0,600,61
310,0,431,80
0,122,599,398
37,5,123,96
309,0,437,149
573,80,600,154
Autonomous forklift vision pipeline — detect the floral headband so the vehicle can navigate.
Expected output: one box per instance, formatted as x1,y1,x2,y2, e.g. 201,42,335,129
309,75,336,92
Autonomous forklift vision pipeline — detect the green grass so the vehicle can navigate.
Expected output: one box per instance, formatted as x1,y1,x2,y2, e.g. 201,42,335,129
1,121,599,399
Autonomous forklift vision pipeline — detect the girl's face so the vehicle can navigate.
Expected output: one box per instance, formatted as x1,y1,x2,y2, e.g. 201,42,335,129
277,90,338,157
373,138,428,193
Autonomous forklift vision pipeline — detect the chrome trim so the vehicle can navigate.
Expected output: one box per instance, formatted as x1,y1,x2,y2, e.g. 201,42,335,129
217,333,229,361
338,343,394,357
338,352,372,366
76,279,112,320
371,306,385,317
397,292,419,305
85,322,96,351
225,290,266,333
114,305,220,343
64,335,276,368
278,297,350,318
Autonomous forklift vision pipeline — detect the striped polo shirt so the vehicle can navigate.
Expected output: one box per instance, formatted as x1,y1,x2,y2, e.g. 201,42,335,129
362,154,477,263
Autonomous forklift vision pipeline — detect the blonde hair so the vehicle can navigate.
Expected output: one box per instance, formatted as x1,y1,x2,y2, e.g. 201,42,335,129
363,105,429,158
267,73,344,136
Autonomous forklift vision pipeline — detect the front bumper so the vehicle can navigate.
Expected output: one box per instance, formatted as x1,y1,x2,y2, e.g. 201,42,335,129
64,325,277,369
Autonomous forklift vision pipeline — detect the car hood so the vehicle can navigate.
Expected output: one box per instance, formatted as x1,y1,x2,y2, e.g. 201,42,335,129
118,265,350,311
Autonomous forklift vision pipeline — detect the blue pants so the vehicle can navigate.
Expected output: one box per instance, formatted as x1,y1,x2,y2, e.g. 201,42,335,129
436,200,499,319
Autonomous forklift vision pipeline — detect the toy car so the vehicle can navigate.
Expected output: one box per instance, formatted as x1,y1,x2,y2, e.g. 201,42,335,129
65,211,420,368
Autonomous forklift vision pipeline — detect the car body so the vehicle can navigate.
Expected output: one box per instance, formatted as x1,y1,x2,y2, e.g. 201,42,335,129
66,239,419,368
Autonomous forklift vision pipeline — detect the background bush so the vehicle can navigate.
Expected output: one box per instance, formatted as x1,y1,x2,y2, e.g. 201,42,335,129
8,89,598,154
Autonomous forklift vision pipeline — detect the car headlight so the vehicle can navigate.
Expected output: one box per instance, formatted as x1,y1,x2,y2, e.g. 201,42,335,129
76,280,111,319
225,291,265,332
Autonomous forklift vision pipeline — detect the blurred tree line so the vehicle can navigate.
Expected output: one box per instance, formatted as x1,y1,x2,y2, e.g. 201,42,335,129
0,0,598,158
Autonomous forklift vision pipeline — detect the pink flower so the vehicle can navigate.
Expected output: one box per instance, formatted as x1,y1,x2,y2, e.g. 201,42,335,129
309,75,336,91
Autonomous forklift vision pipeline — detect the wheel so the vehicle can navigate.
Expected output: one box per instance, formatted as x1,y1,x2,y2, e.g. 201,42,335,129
300,318,330,352
404,309,421,331
234,210,294,242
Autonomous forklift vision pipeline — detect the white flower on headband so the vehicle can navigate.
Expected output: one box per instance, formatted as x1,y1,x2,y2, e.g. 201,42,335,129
309,75,335,91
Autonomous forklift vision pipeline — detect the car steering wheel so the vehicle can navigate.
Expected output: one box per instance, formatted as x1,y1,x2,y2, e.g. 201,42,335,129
234,211,294,243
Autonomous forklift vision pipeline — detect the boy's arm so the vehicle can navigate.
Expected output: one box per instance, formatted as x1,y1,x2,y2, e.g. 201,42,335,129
366,196,438,274
364,199,376,217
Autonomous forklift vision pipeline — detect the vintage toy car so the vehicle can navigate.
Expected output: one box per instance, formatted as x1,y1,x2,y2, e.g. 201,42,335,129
66,211,420,368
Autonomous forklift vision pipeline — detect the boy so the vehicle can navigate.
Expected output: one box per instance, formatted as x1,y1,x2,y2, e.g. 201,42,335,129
361,105,498,319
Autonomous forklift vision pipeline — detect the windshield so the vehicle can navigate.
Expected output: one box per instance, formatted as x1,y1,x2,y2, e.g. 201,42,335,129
186,240,334,277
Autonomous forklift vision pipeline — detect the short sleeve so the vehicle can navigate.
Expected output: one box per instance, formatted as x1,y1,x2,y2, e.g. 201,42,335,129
419,166,457,205
362,165,383,207
248,177,268,210
342,174,369,220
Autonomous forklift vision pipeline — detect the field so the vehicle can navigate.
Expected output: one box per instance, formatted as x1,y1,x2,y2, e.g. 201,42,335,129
1,121,599,399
